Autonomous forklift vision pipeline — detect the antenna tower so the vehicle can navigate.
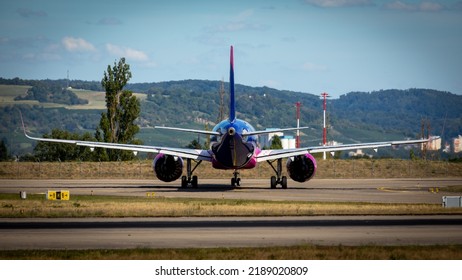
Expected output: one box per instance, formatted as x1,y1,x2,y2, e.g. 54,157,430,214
295,102,301,148
321,92,329,160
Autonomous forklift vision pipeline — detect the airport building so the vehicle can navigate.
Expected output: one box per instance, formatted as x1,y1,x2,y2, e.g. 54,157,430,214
281,136,296,150
454,135,462,153
427,137,442,151
259,129,295,149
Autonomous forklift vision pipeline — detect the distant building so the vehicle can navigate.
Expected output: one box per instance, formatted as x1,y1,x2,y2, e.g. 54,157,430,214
427,137,442,151
348,149,373,158
281,136,296,149
259,129,296,149
327,140,341,146
454,135,462,153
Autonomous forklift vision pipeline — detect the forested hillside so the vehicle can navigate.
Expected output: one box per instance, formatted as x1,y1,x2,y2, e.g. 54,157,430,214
333,89,462,141
14,83,88,105
1,78,461,157
133,81,462,143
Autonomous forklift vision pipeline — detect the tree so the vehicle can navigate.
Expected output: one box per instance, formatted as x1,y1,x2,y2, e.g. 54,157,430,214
186,139,202,149
270,135,283,149
34,129,96,161
0,139,9,161
95,58,141,161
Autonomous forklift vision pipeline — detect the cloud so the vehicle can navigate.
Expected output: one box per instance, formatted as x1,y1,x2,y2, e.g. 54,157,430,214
105,44,149,61
304,0,373,8
383,1,445,12
62,37,96,52
16,8,47,18
419,1,445,11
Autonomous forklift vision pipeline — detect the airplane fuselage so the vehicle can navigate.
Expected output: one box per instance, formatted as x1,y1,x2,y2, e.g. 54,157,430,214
210,119,260,170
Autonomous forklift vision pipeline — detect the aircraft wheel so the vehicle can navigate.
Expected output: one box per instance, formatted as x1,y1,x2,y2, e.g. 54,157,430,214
281,176,287,189
270,176,277,189
231,178,236,187
181,176,187,188
192,175,198,188
236,178,241,186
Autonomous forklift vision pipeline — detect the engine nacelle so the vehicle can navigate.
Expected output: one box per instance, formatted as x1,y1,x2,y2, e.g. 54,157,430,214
286,153,317,182
153,154,183,182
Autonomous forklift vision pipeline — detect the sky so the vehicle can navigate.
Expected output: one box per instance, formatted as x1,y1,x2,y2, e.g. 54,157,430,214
1,0,461,97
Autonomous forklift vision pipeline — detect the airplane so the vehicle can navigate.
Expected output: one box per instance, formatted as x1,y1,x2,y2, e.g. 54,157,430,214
21,46,438,189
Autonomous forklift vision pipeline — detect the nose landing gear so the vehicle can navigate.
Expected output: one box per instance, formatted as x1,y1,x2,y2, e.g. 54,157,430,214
231,170,241,187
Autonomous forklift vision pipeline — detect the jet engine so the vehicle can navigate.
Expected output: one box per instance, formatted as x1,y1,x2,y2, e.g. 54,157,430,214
153,154,183,182
286,153,317,182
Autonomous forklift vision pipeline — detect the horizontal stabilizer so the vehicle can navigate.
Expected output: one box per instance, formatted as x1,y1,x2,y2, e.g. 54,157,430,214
243,127,309,137
154,126,220,136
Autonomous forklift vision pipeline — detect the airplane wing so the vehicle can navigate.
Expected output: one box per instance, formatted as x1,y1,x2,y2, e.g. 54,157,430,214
24,132,213,161
21,116,212,161
256,137,439,162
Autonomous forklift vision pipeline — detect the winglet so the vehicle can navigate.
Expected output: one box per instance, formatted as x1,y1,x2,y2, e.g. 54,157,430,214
18,110,30,139
18,110,39,141
229,45,236,122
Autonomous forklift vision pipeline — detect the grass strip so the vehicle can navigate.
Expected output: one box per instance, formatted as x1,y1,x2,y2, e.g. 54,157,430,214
2,193,462,218
1,245,461,260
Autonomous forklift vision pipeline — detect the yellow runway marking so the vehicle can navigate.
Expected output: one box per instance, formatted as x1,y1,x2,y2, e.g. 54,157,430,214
377,187,410,193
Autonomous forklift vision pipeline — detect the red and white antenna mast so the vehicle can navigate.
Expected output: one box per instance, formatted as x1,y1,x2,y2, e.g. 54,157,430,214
321,92,329,146
295,102,301,148
321,92,329,159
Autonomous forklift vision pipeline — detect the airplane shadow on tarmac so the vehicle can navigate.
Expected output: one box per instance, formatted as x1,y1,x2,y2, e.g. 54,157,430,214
141,184,308,193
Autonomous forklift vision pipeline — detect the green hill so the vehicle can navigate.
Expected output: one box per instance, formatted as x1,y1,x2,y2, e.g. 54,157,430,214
1,78,461,157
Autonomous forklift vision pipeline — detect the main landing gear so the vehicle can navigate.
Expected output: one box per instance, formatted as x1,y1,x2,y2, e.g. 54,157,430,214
231,170,241,187
181,159,202,188
267,158,288,189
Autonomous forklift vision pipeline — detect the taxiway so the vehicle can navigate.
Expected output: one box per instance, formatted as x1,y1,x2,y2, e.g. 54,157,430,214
1,216,462,249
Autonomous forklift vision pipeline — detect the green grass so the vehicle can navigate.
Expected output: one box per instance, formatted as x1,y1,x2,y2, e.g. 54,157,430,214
441,185,462,192
2,193,462,218
0,85,146,110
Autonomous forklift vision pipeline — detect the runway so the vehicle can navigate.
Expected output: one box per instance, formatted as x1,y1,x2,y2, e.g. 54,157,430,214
1,178,461,250
1,178,461,203
1,216,462,249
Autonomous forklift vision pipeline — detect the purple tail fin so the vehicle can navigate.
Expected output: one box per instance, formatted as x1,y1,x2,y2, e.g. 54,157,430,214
229,46,236,122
